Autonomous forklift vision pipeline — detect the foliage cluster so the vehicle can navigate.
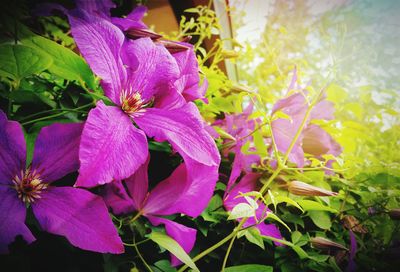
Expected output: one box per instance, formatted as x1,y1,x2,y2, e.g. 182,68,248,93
0,1,399,272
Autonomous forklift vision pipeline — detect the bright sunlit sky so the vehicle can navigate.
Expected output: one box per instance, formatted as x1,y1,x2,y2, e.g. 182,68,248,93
229,0,400,116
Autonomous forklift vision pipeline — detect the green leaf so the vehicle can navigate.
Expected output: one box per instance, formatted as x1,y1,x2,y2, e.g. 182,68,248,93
201,194,224,223
228,203,256,220
184,8,200,13
0,44,52,82
151,260,176,272
290,244,309,259
275,196,304,212
261,235,308,259
266,212,291,232
9,90,56,108
242,227,265,249
148,141,172,153
149,231,199,272
308,210,332,229
214,126,236,140
238,191,264,200
291,231,302,244
253,127,268,156
307,252,330,262
15,21,96,89
297,200,337,213
225,264,273,272
268,190,277,211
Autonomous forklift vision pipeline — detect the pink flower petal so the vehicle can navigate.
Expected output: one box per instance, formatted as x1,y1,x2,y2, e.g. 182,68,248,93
111,6,147,31
163,161,219,217
0,111,26,184
125,157,149,211
32,186,124,254
147,216,197,267
75,0,116,18
224,173,283,244
271,118,305,167
0,187,35,253
69,9,126,104
134,103,220,167
32,123,83,183
123,38,179,102
303,124,342,157
103,180,136,215
142,163,187,215
76,101,148,187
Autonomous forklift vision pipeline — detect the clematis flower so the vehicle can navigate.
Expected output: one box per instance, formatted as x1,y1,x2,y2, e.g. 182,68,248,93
155,41,209,107
0,111,123,254
215,103,260,191
38,1,208,103
223,173,282,243
65,10,219,187
271,70,342,167
103,156,218,266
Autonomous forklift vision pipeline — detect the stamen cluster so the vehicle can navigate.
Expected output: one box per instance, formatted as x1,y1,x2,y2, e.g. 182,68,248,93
120,89,144,114
12,169,48,203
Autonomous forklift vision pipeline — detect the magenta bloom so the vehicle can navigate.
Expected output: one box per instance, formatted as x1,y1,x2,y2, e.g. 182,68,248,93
0,111,123,254
215,103,260,191
271,70,342,167
271,92,341,167
103,156,218,266
66,10,219,187
223,173,282,242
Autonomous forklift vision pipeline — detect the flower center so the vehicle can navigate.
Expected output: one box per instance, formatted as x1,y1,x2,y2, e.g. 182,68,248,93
12,169,48,203
120,89,144,114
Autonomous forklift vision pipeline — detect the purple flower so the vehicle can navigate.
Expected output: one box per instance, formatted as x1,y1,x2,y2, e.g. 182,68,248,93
215,103,260,191
65,10,219,187
103,156,218,266
271,70,342,167
223,173,282,243
38,2,208,103
0,111,123,254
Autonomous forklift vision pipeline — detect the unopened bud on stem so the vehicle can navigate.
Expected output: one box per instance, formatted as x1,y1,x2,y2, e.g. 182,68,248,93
125,28,163,40
287,180,338,196
221,49,239,59
310,237,348,251
389,208,400,220
156,40,190,53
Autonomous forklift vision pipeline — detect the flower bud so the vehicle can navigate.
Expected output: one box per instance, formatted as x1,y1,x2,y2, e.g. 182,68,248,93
221,50,239,59
389,208,400,220
125,28,163,40
156,40,190,53
230,84,254,94
287,180,338,197
342,215,368,233
181,35,192,43
310,237,348,251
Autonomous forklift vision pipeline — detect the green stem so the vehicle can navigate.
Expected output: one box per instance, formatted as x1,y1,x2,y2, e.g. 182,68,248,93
129,212,142,224
123,238,150,247
21,104,93,126
177,230,238,272
283,166,348,172
237,121,269,142
19,107,89,122
221,234,237,271
133,236,153,272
